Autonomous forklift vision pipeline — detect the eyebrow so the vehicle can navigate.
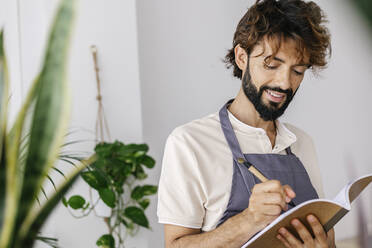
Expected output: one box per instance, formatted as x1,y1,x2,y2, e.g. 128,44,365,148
265,55,311,68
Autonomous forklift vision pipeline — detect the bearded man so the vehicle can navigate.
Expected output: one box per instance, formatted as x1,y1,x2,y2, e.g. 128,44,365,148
157,0,334,247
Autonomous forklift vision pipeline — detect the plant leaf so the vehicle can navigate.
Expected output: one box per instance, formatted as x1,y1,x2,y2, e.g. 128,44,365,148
117,143,148,157
17,155,96,247
131,185,157,201
123,206,149,228
81,170,107,190
62,197,68,207
139,155,155,168
14,0,76,239
139,199,150,210
67,195,85,210
120,217,129,228
35,235,59,248
98,188,116,208
134,164,147,180
0,29,8,236
141,185,158,196
0,139,6,232
96,234,115,248
130,186,143,200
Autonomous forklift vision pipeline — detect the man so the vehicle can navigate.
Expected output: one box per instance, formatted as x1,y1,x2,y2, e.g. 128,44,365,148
157,0,335,247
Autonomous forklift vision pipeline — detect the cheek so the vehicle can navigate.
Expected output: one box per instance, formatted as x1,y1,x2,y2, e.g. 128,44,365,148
291,78,303,91
249,64,274,87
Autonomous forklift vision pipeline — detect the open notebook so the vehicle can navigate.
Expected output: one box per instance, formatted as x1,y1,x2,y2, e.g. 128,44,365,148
242,173,372,248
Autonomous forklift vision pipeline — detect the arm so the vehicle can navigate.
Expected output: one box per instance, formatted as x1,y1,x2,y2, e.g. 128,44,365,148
164,211,258,248
165,180,296,248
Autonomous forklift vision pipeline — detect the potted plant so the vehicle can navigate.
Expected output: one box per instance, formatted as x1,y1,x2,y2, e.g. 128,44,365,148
63,141,157,248
0,0,95,247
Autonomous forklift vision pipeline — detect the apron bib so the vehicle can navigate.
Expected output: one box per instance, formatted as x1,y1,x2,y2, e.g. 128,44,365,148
216,99,318,227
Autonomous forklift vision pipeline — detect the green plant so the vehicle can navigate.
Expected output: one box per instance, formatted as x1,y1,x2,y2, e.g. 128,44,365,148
63,141,157,248
0,0,96,247
352,0,372,29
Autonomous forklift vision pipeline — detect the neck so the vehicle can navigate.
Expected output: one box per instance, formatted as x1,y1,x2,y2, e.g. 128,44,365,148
228,87,276,135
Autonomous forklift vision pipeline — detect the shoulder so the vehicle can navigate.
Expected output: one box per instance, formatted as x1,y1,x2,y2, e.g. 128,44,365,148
169,112,221,143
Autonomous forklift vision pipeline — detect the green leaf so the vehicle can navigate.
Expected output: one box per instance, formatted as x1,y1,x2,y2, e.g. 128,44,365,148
96,234,115,248
81,170,107,190
98,188,116,208
139,199,150,210
131,186,143,200
353,0,372,28
0,29,8,230
67,195,85,210
139,155,155,168
17,155,96,248
94,142,114,158
0,139,6,230
83,202,90,210
123,206,149,228
134,165,147,180
117,143,148,157
141,185,158,196
133,150,145,158
131,185,157,201
35,235,59,248
13,0,76,243
62,197,68,207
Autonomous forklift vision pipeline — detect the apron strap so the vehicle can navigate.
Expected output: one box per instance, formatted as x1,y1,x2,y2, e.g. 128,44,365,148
219,99,246,163
219,99,294,159
285,146,293,155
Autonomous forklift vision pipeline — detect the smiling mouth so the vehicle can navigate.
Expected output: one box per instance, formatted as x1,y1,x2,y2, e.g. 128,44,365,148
265,89,286,103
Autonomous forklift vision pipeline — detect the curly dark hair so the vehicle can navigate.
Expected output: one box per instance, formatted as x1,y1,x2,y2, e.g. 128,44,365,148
225,0,331,79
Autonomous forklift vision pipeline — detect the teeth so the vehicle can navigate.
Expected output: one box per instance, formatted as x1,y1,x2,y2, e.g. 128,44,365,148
267,90,283,98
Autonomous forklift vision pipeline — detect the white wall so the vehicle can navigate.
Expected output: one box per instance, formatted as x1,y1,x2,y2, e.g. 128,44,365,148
137,0,372,245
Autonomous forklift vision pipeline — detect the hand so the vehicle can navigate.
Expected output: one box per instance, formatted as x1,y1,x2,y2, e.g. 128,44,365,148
276,215,336,248
241,180,296,232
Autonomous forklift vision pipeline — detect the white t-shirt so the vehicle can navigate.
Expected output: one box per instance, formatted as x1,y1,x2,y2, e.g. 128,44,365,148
157,110,324,232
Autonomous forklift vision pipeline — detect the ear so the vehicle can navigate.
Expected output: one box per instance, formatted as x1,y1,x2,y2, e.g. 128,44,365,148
234,44,248,71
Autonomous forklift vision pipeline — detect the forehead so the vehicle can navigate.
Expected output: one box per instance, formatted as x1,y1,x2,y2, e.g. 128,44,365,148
252,35,310,65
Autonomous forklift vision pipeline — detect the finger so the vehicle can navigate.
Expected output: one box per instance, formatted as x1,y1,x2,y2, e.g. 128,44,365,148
276,234,292,248
307,215,327,242
327,228,335,247
261,192,287,210
283,184,296,202
254,180,285,195
291,218,314,244
278,227,303,247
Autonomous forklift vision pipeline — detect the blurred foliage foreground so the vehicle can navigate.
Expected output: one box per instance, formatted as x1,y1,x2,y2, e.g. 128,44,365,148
352,0,372,29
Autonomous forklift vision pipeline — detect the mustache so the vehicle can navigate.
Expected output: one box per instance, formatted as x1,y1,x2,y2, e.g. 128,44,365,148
260,86,293,97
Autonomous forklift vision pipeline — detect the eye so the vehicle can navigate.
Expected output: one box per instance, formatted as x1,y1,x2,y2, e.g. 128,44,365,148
293,70,304,76
263,63,278,70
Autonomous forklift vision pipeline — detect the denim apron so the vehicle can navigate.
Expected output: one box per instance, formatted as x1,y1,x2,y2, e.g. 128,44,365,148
216,99,318,227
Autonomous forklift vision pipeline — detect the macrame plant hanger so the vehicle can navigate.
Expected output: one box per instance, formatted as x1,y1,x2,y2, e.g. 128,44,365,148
91,45,111,144
90,45,112,229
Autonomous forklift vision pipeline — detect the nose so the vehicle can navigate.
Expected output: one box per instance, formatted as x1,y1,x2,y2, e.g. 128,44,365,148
276,68,292,90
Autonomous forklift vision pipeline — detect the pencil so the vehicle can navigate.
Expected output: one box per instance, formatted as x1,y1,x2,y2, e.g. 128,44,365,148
237,158,296,208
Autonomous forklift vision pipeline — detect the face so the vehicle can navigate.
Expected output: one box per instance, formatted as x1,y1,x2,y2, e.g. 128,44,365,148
237,37,310,121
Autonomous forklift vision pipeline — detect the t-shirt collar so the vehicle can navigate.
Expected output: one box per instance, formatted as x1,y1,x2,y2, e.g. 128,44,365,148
226,109,297,150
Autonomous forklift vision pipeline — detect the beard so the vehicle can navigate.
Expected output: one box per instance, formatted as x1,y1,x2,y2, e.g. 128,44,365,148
242,63,296,121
